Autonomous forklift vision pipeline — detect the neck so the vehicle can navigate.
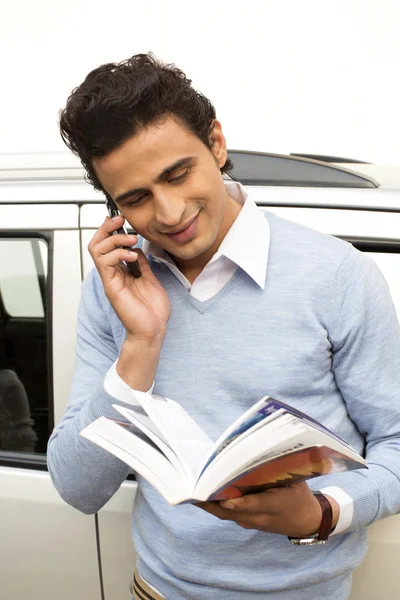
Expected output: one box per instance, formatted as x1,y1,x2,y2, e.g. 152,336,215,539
172,194,242,283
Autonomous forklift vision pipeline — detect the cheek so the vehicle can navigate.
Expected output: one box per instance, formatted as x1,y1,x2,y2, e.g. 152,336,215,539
125,207,152,234
207,193,227,220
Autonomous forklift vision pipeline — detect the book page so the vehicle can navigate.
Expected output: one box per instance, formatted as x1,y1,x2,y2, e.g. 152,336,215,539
207,445,367,502
200,398,286,475
112,404,186,475
212,396,274,449
131,390,214,480
80,417,187,503
193,416,366,501
201,396,357,478
260,398,356,450
194,413,298,497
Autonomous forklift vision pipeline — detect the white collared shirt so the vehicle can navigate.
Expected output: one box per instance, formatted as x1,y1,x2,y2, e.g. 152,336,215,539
105,180,353,535
142,180,269,301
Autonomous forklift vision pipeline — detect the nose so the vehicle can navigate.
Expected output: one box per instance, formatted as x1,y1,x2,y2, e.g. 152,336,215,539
154,189,186,228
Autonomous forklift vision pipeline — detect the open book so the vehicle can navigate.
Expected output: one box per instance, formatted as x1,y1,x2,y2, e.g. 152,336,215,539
80,392,367,505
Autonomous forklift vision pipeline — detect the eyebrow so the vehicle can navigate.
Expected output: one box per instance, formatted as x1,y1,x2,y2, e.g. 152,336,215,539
114,156,195,205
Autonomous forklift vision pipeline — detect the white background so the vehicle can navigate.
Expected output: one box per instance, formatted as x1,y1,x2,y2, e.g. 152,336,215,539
1,0,400,163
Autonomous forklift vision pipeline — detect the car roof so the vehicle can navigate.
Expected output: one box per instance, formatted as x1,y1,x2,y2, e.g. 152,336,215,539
0,150,399,210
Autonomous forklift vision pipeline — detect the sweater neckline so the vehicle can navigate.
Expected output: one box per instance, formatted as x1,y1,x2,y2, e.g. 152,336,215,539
157,262,247,314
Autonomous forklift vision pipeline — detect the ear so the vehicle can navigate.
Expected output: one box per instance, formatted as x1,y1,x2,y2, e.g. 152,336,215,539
210,120,227,169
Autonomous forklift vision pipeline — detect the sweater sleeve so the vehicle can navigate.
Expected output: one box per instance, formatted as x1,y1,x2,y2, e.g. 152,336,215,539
47,268,133,514
313,245,400,531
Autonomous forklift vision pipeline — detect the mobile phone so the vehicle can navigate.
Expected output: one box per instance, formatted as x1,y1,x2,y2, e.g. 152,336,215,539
106,199,142,278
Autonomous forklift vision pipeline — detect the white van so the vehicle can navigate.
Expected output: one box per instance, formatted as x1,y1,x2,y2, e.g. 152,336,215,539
0,151,399,600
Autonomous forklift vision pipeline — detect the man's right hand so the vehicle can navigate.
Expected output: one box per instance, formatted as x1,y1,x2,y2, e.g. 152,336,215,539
88,215,171,390
88,215,171,342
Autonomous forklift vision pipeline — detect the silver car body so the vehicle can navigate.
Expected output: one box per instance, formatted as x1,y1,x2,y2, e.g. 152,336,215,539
0,151,399,600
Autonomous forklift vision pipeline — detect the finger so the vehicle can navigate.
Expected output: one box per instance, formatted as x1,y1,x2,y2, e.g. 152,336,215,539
103,214,124,232
97,248,139,271
197,502,269,530
219,491,268,514
93,214,124,238
88,216,126,252
196,502,251,522
196,502,234,521
95,233,138,257
220,483,311,514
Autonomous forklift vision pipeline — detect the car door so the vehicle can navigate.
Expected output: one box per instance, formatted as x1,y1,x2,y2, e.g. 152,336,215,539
80,202,138,600
264,203,400,600
0,202,102,600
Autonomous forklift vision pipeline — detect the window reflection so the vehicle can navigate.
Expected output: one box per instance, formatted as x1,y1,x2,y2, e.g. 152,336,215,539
0,238,49,454
0,369,37,452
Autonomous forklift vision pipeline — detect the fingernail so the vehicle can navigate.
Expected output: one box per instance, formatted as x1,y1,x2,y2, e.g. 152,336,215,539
127,235,137,241
220,500,236,509
112,215,121,221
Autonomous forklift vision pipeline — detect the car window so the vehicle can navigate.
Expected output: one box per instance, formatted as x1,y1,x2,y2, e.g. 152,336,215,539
226,151,377,187
0,237,50,459
0,239,47,318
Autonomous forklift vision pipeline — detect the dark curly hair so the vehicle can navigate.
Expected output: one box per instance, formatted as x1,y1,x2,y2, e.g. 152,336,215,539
59,53,233,193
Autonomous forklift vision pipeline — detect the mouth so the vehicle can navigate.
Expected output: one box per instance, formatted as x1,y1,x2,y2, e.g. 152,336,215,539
163,213,200,244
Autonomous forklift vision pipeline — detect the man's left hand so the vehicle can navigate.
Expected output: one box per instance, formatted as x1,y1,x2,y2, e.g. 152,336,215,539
197,482,339,538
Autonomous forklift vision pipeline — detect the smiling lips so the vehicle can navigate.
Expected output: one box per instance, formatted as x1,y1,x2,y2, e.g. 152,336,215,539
164,213,199,244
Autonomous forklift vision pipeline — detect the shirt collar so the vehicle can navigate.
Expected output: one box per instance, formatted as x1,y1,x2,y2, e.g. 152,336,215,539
142,180,270,289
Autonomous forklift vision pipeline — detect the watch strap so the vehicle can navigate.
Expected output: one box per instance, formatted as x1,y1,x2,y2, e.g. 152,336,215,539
313,492,333,541
288,491,333,545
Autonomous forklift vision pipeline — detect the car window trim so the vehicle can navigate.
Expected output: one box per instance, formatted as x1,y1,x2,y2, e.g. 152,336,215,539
340,237,400,253
0,451,47,470
0,230,54,469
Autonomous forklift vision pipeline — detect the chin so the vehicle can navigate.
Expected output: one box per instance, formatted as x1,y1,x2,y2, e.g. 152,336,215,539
175,238,214,261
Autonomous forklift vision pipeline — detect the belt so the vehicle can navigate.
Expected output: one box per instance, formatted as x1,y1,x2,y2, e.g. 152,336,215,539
130,569,167,600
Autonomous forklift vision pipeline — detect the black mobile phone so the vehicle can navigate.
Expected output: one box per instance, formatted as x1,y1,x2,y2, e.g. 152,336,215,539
106,199,142,278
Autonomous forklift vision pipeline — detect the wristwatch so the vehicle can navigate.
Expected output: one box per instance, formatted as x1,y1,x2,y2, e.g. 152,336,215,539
288,492,333,546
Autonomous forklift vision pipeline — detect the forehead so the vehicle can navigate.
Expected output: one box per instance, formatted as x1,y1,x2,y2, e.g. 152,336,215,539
93,117,204,194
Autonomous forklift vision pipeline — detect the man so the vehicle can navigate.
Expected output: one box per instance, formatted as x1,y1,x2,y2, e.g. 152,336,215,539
48,53,400,600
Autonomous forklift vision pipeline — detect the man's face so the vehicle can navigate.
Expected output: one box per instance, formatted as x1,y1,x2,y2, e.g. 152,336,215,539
93,117,237,268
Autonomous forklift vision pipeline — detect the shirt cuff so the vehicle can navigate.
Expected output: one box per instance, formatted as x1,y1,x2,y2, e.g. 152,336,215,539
320,485,353,535
104,360,154,402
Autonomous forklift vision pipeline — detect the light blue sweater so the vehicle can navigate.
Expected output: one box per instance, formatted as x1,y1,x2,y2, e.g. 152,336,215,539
48,212,400,600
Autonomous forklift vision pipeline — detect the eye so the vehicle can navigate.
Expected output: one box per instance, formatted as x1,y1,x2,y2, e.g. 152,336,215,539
127,193,148,206
169,168,191,183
